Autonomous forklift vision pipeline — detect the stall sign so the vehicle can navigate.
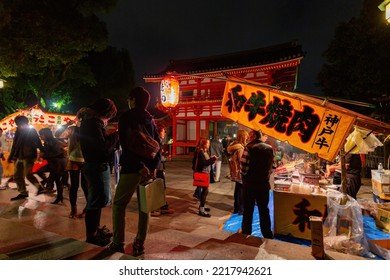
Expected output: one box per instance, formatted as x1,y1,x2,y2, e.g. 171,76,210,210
273,191,328,240
0,111,75,132
221,82,356,162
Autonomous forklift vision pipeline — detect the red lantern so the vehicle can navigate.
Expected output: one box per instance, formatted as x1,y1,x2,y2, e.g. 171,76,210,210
160,75,179,108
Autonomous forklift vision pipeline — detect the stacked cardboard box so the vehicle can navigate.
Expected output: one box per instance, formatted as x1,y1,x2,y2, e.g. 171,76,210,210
371,170,390,199
375,204,390,233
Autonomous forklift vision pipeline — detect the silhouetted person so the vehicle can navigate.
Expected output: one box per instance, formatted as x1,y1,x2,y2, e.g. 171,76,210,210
8,115,44,200
109,87,161,256
241,129,274,238
78,98,119,246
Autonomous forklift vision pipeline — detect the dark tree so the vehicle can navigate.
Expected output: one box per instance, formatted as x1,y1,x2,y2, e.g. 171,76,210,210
71,47,135,116
0,0,118,114
317,0,390,122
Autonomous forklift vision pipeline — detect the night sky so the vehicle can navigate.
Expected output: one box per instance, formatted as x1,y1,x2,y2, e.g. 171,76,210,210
101,0,363,95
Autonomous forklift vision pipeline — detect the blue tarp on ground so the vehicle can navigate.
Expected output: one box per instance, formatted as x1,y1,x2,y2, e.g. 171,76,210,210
363,215,390,240
222,191,274,238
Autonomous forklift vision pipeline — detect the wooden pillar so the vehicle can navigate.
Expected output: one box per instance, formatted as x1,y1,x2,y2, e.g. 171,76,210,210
172,114,177,156
340,147,346,195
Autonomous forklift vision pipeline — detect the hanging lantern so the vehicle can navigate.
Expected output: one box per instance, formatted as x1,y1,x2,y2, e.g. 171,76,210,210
160,75,179,108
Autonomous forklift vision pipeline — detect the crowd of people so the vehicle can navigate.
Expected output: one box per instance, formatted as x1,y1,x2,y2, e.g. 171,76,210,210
0,86,363,256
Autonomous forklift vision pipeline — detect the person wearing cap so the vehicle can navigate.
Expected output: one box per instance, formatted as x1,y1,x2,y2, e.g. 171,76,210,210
240,129,274,239
7,115,45,200
77,98,119,247
108,86,161,256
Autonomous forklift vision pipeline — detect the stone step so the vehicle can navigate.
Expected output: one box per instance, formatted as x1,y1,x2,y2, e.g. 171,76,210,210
0,218,134,260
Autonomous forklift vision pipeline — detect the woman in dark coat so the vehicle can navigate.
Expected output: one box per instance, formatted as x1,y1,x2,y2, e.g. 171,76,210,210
193,138,216,217
77,98,119,247
38,128,67,204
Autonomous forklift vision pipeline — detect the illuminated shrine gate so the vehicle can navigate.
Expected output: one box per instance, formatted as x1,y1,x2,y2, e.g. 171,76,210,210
144,41,304,156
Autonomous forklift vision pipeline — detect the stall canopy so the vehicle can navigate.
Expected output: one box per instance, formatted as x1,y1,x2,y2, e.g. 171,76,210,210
221,79,390,162
0,105,76,132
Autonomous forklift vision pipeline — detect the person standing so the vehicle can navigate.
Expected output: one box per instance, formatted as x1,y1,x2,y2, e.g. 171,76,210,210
325,153,362,199
227,129,248,215
210,135,223,182
0,128,6,190
193,138,217,217
77,98,119,247
38,128,67,204
61,124,89,218
7,115,45,200
109,87,161,256
240,129,274,238
151,125,175,217
344,153,362,199
192,137,205,200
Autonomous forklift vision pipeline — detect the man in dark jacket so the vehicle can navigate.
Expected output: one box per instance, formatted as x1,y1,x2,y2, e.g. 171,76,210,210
109,87,161,256
8,115,44,200
240,129,274,238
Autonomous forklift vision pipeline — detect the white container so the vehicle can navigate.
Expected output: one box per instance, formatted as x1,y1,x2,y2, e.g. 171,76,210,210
371,170,390,184
299,183,312,194
291,183,300,193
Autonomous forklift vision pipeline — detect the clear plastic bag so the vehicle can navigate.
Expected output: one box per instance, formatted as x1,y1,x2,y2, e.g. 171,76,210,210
323,192,374,258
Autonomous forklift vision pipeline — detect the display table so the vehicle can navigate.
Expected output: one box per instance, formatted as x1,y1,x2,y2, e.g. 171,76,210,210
273,190,327,240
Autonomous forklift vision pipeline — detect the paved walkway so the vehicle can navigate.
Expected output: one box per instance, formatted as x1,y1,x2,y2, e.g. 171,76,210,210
0,160,371,260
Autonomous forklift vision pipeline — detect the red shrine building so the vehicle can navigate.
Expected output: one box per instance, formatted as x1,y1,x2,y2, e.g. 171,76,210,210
144,41,305,156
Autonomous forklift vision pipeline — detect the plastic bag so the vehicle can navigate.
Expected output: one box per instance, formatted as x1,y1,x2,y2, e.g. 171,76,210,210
323,192,374,258
344,126,383,154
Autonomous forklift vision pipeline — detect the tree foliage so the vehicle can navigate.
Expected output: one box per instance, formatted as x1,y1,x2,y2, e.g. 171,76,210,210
317,0,390,121
0,0,119,114
69,47,135,116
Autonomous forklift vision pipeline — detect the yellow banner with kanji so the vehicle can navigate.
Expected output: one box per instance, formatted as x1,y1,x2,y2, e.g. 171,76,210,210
221,81,356,161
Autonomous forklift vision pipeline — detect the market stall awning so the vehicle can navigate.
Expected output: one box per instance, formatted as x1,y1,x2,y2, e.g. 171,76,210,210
0,105,76,132
221,80,390,162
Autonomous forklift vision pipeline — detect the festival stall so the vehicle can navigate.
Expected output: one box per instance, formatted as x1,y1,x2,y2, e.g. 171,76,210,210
220,77,390,258
0,105,76,177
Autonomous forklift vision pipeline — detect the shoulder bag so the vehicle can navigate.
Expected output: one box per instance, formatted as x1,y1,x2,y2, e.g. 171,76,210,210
193,151,210,187
139,178,166,213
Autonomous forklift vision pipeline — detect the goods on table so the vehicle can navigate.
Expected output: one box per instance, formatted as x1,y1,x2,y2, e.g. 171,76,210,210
273,156,332,195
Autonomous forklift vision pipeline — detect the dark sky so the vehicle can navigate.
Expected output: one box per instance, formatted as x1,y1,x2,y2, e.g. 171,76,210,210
102,0,363,95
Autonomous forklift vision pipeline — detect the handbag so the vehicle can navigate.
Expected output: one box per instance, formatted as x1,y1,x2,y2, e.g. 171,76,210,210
138,178,166,213
192,152,210,187
126,125,160,159
32,159,48,173
193,172,210,187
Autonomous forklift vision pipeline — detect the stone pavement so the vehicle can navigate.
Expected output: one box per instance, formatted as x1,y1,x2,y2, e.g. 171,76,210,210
0,160,370,260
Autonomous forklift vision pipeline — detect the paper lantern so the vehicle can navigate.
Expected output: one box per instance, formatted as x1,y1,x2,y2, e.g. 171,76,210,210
160,75,179,108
